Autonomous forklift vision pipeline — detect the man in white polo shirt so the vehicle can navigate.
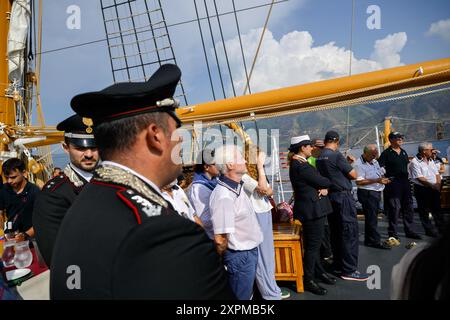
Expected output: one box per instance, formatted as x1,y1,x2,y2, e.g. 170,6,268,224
210,144,263,300
409,142,444,237
355,144,392,249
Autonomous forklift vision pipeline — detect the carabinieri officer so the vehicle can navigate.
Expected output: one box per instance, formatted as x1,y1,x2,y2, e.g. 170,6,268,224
50,64,234,299
33,115,99,266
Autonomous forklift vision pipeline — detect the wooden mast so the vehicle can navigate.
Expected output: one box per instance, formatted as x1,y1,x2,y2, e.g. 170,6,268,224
0,0,14,134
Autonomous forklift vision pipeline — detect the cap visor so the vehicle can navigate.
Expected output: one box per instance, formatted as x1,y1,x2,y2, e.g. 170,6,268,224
66,138,97,148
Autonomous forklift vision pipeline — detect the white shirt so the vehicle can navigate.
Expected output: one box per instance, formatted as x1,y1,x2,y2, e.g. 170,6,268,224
409,156,439,185
354,157,385,192
101,161,163,196
70,163,94,182
188,183,214,239
210,177,263,251
241,174,273,213
162,186,196,222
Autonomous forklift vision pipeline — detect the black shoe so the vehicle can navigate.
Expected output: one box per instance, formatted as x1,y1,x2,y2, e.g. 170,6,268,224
388,233,400,240
317,273,337,285
405,233,422,240
365,242,392,250
304,280,327,295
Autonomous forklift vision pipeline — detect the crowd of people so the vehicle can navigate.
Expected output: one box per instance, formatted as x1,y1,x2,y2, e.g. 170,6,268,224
1,64,449,300
287,130,448,296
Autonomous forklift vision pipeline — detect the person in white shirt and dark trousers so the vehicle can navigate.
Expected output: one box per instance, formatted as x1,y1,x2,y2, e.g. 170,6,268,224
409,142,445,237
210,145,263,300
241,150,289,300
354,144,391,249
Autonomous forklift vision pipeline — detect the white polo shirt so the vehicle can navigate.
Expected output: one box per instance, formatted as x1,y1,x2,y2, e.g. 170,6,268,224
210,176,263,251
241,174,273,214
162,185,196,222
354,157,385,192
409,156,439,185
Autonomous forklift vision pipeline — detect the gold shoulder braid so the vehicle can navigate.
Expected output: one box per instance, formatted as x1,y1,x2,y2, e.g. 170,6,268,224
95,164,168,208
64,165,85,187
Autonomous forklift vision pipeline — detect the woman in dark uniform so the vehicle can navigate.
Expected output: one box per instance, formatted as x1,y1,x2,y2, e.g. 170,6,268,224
289,135,336,295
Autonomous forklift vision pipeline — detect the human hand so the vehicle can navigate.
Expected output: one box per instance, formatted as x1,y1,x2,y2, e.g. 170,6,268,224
14,232,26,242
347,155,356,164
257,151,267,169
379,177,391,184
256,186,268,196
318,189,328,197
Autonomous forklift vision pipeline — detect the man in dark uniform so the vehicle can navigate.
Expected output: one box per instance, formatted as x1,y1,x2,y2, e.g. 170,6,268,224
316,131,369,281
33,115,99,266
378,132,421,240
50,64,234,299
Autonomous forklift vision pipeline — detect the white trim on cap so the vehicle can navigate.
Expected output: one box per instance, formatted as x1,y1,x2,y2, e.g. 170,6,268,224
64,133,95,139
290,135,310,145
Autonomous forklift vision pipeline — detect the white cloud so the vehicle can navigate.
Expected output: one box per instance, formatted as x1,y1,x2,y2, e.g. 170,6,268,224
426,18,450,42
370,32,407,68
217,29,408,93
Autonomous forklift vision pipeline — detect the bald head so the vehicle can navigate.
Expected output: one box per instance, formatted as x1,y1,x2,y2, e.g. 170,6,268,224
363,144,379,162
363,144,377,154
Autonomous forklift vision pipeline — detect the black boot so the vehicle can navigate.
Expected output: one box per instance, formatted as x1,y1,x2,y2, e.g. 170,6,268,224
317,273,337,285
304,280,327,295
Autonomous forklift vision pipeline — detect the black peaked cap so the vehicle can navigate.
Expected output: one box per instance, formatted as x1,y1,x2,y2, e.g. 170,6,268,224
70,64,182,126
57,114,96,148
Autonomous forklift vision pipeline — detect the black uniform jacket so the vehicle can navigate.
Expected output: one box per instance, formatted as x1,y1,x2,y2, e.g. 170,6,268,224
33,165,88,266
50,164,234,300
289,158,333,222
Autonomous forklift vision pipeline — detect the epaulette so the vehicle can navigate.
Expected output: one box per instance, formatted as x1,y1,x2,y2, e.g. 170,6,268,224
116,189,163,225
43,175,67,192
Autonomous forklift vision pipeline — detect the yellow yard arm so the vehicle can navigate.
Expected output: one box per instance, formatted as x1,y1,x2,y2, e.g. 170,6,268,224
177,57,450,125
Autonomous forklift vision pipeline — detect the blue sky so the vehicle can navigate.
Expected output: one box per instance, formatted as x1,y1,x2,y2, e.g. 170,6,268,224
35,0,450,127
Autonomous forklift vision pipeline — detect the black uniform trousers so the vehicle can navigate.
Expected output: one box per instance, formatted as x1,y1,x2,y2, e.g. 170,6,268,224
384,177,416,237
328,191,359,275
414,184,445,234
320,219,332,259
302,216,327,281
357,189,381,245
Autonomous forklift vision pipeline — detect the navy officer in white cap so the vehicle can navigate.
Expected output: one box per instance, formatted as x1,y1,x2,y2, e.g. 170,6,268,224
289,134,335,295
50,64,234,299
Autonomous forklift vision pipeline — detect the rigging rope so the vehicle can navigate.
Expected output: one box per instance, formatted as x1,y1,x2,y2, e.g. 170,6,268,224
213,0,236,97
193,0,216,101
204,0,227,99
232,0,251,95
181,78,450,128
243,0,275,96
345,0,356,150
35,1,289,56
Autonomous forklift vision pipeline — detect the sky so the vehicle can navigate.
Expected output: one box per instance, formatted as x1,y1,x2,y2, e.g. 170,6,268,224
34,0,450,127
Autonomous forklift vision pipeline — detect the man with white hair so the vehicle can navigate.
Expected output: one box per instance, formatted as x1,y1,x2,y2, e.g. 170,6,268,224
354,144,391,249
210,144,263,300
409,142,444,237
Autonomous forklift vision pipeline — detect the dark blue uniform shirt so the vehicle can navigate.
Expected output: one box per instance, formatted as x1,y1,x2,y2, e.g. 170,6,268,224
316,148,354,192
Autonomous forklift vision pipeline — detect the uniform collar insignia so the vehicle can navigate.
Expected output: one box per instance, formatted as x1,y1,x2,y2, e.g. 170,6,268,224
94,164,168,208
64,164,86,187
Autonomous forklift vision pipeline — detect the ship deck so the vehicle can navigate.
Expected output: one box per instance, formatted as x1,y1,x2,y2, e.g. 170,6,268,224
275,214,440,300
